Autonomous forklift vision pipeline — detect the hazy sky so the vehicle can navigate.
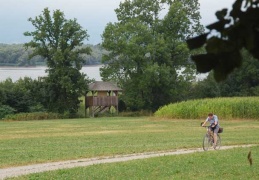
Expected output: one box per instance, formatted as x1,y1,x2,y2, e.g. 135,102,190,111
0,0,235,45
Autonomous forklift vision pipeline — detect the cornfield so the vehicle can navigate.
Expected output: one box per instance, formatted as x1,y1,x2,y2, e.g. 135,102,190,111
154,97,259,120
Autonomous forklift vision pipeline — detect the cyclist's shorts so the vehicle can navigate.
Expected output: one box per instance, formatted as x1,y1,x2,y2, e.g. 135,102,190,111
209,126,220,134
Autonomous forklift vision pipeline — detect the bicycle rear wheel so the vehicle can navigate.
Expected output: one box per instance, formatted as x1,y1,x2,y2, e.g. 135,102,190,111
203,134,211,151
214,134,221,150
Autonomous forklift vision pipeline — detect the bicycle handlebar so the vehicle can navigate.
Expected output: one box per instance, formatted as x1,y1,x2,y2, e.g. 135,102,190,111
200,122,213,128
202,126,211,128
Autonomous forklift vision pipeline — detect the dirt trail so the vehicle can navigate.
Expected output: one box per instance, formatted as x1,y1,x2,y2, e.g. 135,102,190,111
0,144,256,179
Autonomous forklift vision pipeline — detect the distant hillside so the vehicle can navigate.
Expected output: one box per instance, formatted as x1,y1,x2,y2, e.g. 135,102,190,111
0,43,105,66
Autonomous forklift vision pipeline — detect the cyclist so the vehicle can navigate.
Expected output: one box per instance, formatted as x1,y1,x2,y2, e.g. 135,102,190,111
202,113,220,149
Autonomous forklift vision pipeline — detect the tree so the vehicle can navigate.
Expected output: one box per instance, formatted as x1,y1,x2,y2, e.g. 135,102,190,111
101,0,203,111
24,8,91,114
187,0,259,82
189,73,220,99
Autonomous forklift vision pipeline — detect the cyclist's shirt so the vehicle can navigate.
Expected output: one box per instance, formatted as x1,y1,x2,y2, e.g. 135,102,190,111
205,115,219,126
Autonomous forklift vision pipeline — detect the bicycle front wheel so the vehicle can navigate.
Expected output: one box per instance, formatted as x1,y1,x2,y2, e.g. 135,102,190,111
203,134,211,151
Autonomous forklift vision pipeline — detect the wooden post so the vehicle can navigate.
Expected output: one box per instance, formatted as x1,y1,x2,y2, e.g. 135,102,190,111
85,95,87,118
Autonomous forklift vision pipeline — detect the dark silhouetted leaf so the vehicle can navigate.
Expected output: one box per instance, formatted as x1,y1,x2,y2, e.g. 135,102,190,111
206,19,231,31
230,0,243,18
186,33,209,50
187,0,259,82
247,31,259,59
206,37,236,54
250,49,259,59
240,8,259,24
213,51,242,82
216,9,228,20
191,54,218,73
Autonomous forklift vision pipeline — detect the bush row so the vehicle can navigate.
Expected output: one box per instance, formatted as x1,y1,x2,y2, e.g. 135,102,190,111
154,97,259,120
3,112,64,121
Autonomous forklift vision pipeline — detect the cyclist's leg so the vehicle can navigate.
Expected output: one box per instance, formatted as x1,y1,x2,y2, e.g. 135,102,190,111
207,127,214,146
213,126,220,148
208,127,213,138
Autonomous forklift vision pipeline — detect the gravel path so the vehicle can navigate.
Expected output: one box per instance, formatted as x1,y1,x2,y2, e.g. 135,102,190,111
0,144,255,179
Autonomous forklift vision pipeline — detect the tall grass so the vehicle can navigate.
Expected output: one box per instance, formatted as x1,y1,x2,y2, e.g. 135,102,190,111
155,97,259,119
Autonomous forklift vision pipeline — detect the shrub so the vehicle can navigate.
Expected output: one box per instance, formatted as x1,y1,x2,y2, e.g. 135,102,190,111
4,112,63,121
119,110,153,117
0,105,16,119
118,99,127,112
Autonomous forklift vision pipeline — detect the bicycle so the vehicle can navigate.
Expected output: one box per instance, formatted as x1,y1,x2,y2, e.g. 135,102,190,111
201,124,223,151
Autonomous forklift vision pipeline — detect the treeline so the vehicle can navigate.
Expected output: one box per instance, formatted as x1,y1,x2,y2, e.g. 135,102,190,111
0,43,104,66
0,77,86,119
0,78,45,119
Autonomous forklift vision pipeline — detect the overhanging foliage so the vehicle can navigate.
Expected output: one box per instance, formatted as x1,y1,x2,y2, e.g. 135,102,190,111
187,0,259,82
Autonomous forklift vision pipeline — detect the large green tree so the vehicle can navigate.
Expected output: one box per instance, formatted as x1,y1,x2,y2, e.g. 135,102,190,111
187,0,259,82
101,0,203,111
24,8,91,114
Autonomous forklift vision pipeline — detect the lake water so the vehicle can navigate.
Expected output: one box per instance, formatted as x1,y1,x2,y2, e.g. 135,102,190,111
0,66,102,82
0,65,207,82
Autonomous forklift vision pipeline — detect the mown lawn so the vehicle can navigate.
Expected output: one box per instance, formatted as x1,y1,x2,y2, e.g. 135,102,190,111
8,146,259,180
0,117,258,169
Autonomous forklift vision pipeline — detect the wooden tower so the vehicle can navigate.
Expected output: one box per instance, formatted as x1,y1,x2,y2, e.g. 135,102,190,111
85,81,122,117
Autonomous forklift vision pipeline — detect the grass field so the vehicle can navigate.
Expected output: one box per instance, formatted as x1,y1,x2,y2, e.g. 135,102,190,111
1,117,259,179
8,146,259,180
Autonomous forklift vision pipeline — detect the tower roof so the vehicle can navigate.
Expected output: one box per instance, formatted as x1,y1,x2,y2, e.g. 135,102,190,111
88,81,122,91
